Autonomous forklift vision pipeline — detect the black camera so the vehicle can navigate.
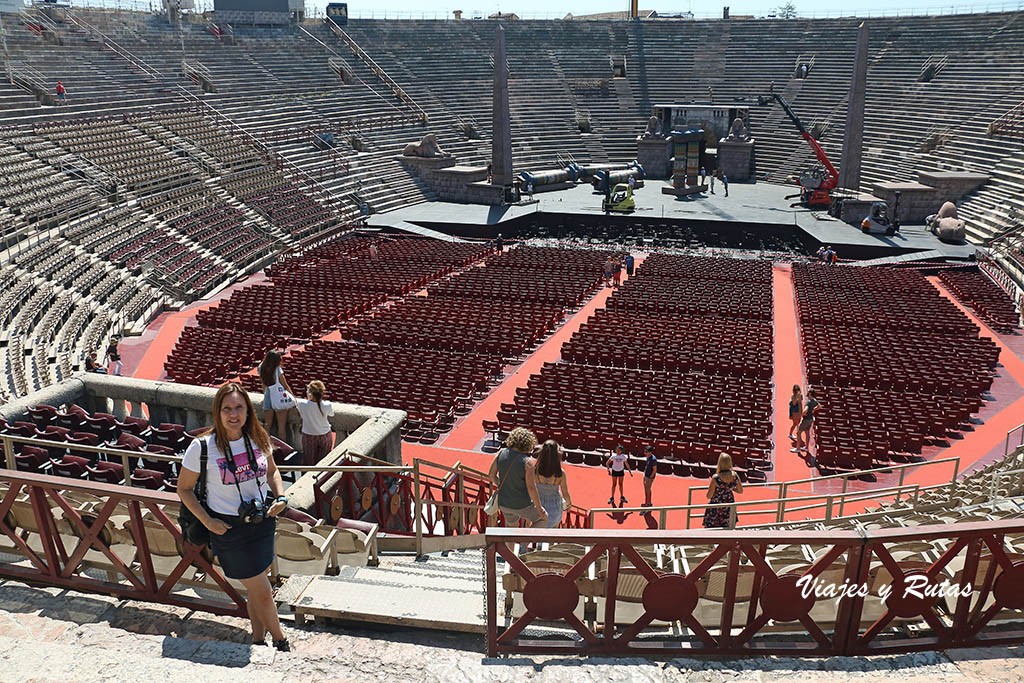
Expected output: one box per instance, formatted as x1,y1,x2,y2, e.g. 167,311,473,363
238,498,266,524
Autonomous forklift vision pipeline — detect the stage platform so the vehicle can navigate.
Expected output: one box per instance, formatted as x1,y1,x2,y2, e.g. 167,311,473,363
368,182,979,261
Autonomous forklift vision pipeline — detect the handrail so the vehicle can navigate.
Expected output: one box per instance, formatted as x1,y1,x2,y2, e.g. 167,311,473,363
321,19,428,123
64,11,169,86
590,483,921,529
686,455,961,513
485,519,1024,657
988,98,1024,138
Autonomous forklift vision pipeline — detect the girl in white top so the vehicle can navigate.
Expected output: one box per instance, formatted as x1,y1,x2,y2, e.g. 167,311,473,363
295,380,335,466
606,444,631,506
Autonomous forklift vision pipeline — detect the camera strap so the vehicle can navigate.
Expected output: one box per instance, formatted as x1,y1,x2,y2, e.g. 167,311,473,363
223,432,266,507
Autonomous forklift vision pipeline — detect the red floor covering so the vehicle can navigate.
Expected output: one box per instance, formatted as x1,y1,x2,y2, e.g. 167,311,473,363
128,259,1024,530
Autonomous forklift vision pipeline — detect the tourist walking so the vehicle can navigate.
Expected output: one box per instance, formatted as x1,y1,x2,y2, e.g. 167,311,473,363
787,384,803,441
177,382,291,651
534,440,572,528
722,173,729,197
710,171,716,194
607,445,631,506
641,444,657,508
702,453,743,529
700,166,707,186
295,380,335,467
55,81,67,105
604,256,615,287
624,252,635,277
104,337,123,376
258,350,296,441
612,258,623,287
488,427,546,526
794,389,820,454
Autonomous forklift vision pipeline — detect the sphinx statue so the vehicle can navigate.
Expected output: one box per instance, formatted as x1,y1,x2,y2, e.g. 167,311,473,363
640,115,663,139
725,116,750,141
926,201,967,243
402,133,451,158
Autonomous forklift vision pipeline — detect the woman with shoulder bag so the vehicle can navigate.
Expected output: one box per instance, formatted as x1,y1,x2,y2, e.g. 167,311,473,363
177,382,292,651
258,349,296,441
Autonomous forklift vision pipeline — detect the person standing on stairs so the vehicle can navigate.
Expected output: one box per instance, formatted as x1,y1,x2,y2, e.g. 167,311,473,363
534,440,572,528
178,383,291,652
55,81,67,105
722,172,729,197
489,428,547,527
104,337,123,376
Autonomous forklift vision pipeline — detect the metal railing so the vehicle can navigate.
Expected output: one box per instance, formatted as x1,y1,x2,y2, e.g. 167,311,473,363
485,519,1024,657
322,19,428,123
1,433,591,556
988,98,1024,138
589,482,923,530
0,468,247,618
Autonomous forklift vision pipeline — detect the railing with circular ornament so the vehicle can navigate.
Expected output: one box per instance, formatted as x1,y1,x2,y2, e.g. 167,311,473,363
485,522,1024,657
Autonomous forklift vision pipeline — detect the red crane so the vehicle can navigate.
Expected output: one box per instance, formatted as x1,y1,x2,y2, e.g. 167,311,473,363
758,94,838,209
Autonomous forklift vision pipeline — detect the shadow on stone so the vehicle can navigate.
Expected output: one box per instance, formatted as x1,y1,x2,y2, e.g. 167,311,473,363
161,636,252,667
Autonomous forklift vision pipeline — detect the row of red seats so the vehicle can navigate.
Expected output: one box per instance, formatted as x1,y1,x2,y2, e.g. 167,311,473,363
606,277,772,321
345,296,565,357
563,308,772,378
639,253,773,282
164,327,288,386
938,269,1020,332
426,268,604,307
195,284,385,339
501,362,773,472
485,245,622,272
794,263,997,472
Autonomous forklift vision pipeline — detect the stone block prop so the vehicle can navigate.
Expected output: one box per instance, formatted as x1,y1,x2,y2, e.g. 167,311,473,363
637,136,672,179
398,156,503,205
717,138,754,182
918,172,988,202
872,181,938,223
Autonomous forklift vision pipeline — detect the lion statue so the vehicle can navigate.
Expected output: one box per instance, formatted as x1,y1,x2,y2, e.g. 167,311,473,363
402,133,451,158
926,201,967,244
726,116,749,141
640,115,662,139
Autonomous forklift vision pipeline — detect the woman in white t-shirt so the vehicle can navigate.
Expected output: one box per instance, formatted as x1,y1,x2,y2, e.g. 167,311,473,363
177,382,291,651
606,444,632,507
296,380,335,466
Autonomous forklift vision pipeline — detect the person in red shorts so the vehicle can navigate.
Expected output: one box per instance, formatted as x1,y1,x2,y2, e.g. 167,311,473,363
611,258,622,287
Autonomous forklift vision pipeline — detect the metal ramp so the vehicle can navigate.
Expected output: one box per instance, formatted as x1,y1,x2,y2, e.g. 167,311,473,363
851,249,949,267
277,551,486,633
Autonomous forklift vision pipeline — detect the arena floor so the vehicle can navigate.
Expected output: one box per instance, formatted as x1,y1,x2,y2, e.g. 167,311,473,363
119,199,1022,530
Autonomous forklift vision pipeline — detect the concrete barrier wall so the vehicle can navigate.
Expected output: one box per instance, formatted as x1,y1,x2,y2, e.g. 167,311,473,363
1,375,406,514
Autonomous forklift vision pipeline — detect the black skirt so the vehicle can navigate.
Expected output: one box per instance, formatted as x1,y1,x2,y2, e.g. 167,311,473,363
209,512,276,580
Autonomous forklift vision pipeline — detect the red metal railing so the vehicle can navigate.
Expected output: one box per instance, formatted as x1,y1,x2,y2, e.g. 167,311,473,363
313,458,593,549
0,470,246,618
486,522,1024,657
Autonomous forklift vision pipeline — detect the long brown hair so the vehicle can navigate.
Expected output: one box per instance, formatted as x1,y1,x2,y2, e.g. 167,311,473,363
258,349,282,388
535,440,563,479
206,382,272,457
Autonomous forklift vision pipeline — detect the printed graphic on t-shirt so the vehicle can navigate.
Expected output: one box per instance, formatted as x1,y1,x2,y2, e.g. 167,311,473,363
217,448,268,485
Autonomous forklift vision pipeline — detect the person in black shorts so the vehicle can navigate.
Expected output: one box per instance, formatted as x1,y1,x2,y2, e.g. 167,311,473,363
641,444,657,507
